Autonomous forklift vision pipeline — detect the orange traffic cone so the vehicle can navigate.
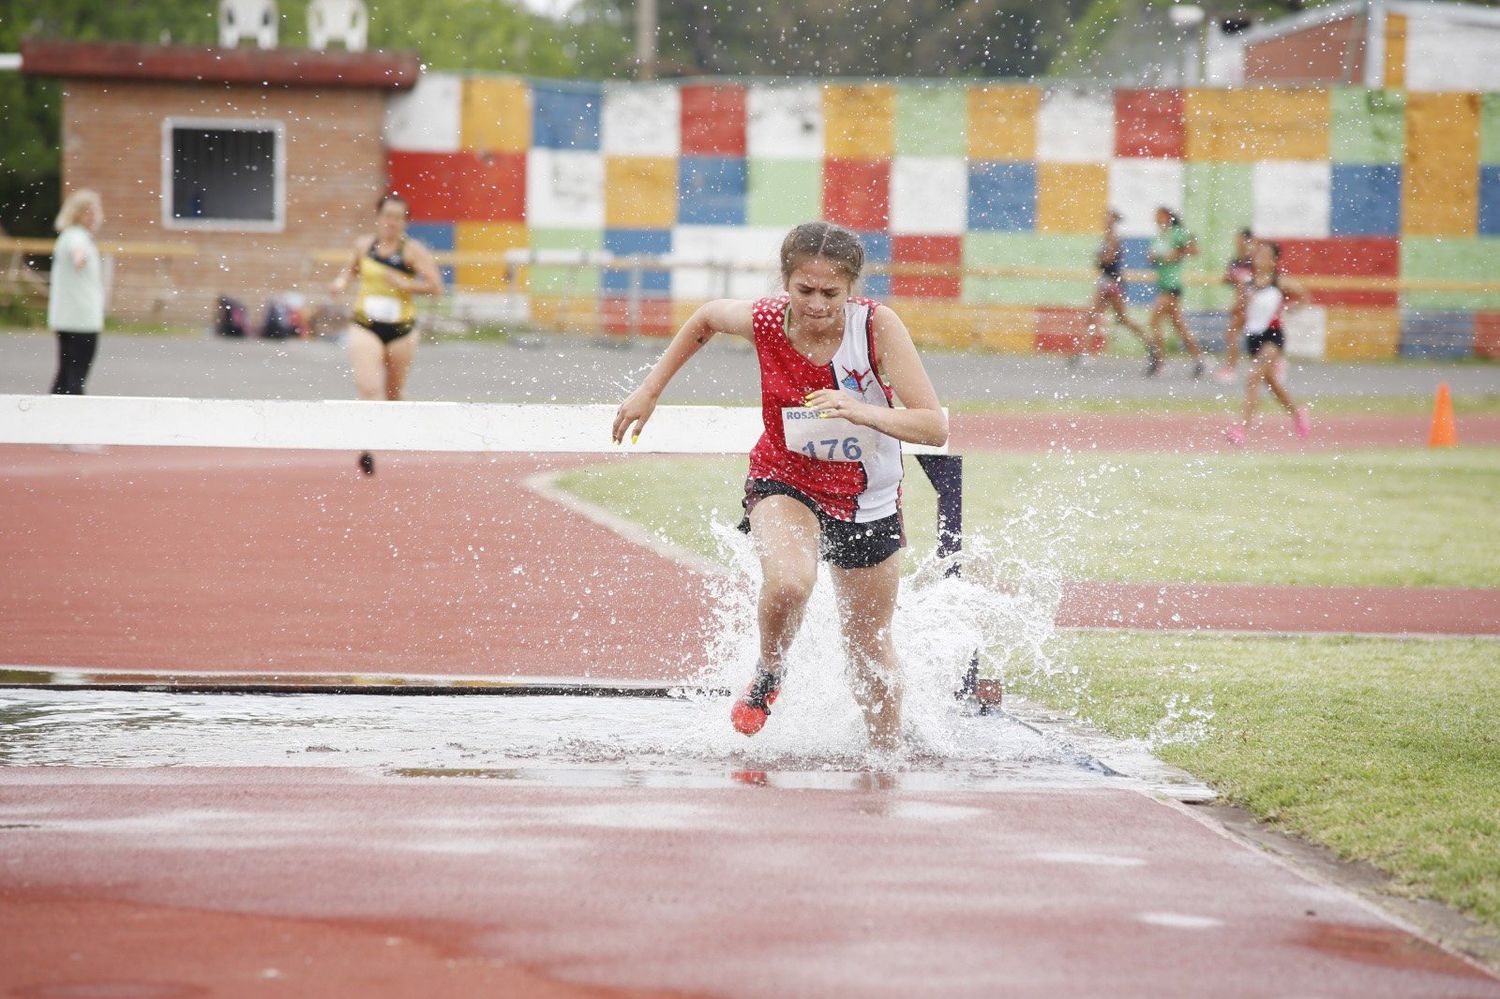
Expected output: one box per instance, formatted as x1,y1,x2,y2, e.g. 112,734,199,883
1429,383,1457,448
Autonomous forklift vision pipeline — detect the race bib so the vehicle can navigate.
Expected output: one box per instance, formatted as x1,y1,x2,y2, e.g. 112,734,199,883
781,407,882,463
363,295,402,323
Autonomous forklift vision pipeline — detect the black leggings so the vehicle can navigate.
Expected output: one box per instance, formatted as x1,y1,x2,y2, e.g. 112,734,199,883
50,331,98,395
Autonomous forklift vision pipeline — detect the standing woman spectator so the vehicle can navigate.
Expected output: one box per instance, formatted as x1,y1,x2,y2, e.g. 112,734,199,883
613,221,947,753
47,190,106,397
329,193,444,475
1213,227,1257,383
1146,207,1208,378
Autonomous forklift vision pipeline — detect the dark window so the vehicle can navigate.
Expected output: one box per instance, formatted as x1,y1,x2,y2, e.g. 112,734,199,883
169,126,280,225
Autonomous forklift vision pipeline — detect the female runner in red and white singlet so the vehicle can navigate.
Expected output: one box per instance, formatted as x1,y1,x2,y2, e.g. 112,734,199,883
612,221,947,752
1225,240,1310,445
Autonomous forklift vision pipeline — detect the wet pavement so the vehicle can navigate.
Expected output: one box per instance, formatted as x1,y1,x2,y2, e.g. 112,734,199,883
2,765,1496,998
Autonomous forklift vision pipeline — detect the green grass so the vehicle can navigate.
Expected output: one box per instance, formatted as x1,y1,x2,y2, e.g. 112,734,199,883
554,452,1500,934
947,393,1500,417
1016,631,1500,932
557,448,1500,587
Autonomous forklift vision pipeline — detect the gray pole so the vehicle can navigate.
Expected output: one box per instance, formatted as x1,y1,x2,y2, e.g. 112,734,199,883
635,0,657,80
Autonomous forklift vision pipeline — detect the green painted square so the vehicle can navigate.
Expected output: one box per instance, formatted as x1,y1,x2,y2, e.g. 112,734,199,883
1330,87,1405,164
1184,162,1253,310
962,232,1095,306
747,159,822,227
529,227,603,295
1401,237,1500,310
895,84,968,157
1481,93,1500,166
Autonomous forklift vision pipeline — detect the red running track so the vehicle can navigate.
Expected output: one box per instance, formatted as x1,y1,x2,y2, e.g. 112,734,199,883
0,447,715,679
1,437,1495,680
1,768,1496,998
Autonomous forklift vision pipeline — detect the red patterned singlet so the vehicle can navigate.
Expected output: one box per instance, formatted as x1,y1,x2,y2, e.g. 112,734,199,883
746,295,903,522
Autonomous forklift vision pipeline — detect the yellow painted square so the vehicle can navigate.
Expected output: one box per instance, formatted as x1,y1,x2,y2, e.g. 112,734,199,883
1325,308,1399,359
1384,13,1407,89
967,86,1040,160
823,84,895,159
1404,92,1480,237
456,221,528,291
889,299,970,348
972,306,1036,353
1185,88,1328,162
1036,163,1108,234
672,299,708,331
531,295,602,334
605,156,678,228
462,78,531,154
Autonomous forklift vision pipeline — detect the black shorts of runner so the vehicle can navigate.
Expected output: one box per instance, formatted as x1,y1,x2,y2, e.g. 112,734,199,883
738,479,906,570
355,319,415,345
1156,285,1183,299
1245,326,1286,357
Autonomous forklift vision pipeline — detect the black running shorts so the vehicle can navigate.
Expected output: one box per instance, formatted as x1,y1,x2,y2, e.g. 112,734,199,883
738,479,905,570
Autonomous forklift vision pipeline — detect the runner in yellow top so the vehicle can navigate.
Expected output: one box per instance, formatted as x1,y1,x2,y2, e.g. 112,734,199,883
329,194,444,475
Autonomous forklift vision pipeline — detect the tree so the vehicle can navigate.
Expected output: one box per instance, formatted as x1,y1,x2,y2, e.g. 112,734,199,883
587,0,1093,78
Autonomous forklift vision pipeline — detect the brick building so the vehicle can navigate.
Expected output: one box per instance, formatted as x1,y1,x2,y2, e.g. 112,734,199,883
1241,0,1500,89
21,39,418,326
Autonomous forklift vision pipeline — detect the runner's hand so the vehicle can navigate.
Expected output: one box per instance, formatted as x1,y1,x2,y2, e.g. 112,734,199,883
613,388,657,444
804,388,871,426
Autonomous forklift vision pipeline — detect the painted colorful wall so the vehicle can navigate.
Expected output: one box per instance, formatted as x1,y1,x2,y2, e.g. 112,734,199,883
384,76,1500,360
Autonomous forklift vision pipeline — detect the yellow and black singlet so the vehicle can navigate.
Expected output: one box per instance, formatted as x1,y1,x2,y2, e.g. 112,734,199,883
354,238,417,343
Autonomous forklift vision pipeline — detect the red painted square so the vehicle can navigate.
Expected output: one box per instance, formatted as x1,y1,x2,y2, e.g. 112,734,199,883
681,84,747,156
1276,237,1400,307
892,235,961,299
1114,89,1184,159
454,152,527,222
1035,307,1106,354
386,151,463,221
603,296,673,336
1476,312,1500,359
823,159,890,232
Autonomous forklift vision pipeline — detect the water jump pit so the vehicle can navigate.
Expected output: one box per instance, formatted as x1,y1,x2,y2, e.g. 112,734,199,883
0,669,1213,802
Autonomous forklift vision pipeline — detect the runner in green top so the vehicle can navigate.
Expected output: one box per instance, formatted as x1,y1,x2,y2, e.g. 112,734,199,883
1146,207,1208,378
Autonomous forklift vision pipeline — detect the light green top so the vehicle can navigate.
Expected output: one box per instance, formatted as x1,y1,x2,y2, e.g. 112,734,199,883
47,226,104,333
1151,225,1192,293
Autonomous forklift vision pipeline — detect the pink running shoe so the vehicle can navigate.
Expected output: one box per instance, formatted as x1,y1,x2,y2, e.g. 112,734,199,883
1212,365,1236,385
1225,425,1246,446
1294,409,1310,439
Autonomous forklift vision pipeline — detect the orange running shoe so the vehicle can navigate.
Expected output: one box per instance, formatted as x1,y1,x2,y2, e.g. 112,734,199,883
730,667,781,736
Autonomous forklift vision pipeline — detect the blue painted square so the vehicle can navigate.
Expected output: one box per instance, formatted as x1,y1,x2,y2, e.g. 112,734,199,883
1400,310,1475,359
967,162,1035,232
1120,237,1156,306
406,222,455,287
678,157,747,226
1184,310,1230,354
1330,164,1401,236
1480,167,1500,236
532,83,602,151
857,231,891,298
604,228,671,294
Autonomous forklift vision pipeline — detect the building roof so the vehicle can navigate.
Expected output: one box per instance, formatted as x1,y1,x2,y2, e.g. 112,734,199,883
20,39,419,89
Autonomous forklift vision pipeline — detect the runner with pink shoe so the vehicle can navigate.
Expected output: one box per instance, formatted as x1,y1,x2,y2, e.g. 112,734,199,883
1225,241,1311,445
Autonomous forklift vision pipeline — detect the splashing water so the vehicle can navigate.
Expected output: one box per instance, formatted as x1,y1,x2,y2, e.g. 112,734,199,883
670,518,1072,769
